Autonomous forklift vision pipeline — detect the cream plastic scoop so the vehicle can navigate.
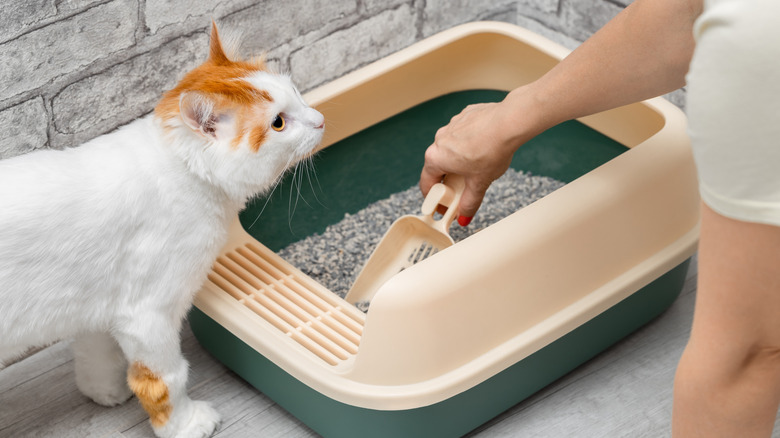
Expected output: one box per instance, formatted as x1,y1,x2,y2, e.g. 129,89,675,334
345,174,466,306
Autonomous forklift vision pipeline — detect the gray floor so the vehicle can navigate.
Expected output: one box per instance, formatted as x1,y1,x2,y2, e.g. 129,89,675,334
1,254,779,437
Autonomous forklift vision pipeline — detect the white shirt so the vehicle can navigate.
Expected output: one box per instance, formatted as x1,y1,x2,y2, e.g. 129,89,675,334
686,0,780,226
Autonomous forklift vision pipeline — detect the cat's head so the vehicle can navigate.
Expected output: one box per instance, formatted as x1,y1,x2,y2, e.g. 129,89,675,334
155,23,324,202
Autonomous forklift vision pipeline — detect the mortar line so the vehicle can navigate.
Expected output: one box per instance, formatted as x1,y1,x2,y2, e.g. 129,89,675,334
1,0,117,45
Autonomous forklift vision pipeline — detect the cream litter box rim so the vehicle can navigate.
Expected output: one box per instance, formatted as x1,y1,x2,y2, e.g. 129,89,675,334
193,21,699,411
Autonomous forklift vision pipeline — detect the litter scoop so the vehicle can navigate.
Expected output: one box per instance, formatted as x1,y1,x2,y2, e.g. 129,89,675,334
345,174,466,306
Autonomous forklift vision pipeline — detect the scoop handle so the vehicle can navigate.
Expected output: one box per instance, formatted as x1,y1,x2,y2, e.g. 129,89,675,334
420,174,466,234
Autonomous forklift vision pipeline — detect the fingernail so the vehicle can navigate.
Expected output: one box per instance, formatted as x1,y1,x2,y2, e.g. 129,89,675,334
457,215,473,227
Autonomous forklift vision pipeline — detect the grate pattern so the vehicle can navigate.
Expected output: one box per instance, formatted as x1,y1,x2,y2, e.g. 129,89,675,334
206,242,365,366
407,241,440,265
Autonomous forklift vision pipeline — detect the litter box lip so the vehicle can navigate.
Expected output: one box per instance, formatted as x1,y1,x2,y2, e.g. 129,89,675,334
193,21,699,412
304,21,568,110
304,20,671,152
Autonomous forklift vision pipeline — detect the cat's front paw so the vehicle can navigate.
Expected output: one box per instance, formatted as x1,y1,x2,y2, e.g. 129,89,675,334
156,400,221,438
176,401,220,438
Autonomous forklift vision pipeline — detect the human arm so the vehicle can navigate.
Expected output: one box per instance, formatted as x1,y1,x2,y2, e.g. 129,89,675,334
420,0,702,222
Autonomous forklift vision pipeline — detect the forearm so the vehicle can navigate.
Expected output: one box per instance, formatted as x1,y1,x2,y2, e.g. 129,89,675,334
503,0,701,140
421,0,702,219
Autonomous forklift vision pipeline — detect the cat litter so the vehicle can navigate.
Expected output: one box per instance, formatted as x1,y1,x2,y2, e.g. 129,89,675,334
277,169,565,310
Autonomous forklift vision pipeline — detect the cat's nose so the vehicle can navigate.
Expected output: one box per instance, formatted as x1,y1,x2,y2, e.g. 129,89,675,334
307,108,325,130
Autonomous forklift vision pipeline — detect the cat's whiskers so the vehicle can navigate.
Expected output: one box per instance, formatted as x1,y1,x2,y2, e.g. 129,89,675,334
293,159,315,210
246,183,279,230
287,161,304,232
301,154,325,208
245,153,298,230
247,150,306,231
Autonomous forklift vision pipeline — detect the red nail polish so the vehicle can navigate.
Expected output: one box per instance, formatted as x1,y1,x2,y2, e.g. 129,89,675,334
457,215,472,227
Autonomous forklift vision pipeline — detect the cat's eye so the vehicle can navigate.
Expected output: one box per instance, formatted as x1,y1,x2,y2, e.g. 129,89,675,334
272,114,285,131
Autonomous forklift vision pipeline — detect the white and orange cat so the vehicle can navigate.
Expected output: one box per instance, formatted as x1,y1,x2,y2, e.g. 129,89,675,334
0,23,324,438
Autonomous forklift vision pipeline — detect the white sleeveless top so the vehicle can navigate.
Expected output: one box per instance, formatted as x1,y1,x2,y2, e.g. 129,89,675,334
686,0,780,226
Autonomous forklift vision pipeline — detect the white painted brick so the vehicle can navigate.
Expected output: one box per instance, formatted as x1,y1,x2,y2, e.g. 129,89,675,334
221,0,357,55
484,7,518,24
560,0,624,41
664,88,687,110
0,1,106,44
0,0,137,102
289,4,417,91
145,0,257,34
515,3,560,35
422,0,516,37
0,98,48,159
51,33,208,148
0,0,56,44
363,0,407,15
57,0,106,11
515,15,581,50
519,0,559,15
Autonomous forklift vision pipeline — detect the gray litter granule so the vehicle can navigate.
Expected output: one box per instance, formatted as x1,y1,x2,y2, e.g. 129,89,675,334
277,169,565,307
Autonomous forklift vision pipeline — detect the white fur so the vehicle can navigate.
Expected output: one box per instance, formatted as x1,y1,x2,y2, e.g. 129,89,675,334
0,71,323,438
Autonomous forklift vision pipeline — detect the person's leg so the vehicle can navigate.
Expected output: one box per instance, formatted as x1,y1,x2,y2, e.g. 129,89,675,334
673,203,780,437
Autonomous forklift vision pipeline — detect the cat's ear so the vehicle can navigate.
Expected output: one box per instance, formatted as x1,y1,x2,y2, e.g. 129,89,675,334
209,22,231,66
179,92,234,141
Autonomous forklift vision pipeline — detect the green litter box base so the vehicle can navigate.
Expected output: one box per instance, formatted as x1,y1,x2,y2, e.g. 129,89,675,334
189,257,689,438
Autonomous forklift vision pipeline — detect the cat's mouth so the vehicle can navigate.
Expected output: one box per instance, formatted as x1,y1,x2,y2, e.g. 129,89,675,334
296,131,325,158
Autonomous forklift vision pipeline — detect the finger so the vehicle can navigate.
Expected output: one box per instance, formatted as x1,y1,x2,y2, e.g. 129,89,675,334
419,166,443,196
434,125,448,143
419,146,445,196
457,183,488,220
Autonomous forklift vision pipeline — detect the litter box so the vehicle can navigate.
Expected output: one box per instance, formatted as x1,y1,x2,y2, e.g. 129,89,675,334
190,21,699,437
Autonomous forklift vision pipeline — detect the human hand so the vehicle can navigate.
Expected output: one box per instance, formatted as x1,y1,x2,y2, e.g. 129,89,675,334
420,97,532,226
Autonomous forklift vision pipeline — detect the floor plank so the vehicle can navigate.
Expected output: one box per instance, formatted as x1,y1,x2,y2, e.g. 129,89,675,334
2,255,779,437
0,341,149,438
468,276,697,437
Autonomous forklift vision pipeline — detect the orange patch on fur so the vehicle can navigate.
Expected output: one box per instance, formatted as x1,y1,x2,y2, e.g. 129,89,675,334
127,362,172,428
155,59,270,122
155,22,274,151
248,125,267,153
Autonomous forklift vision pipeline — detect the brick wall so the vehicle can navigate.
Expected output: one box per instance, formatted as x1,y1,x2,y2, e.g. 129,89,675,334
1,0,682,159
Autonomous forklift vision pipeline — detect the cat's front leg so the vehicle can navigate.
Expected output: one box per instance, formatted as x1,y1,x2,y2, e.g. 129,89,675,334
73,332,133,406
115,321,220,438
